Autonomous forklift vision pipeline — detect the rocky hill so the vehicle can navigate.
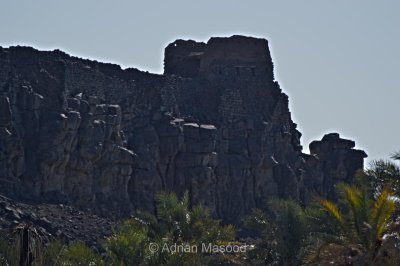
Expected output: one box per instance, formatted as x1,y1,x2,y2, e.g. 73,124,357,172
0,194,113,248
0,35,367,224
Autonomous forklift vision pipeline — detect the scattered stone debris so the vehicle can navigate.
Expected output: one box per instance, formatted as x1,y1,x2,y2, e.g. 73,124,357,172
0,195,114,247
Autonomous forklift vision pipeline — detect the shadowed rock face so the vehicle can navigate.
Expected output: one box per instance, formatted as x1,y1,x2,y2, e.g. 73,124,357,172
0,35,367,223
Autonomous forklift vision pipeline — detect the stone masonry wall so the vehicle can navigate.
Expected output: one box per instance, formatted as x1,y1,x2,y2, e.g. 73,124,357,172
0,36,367,222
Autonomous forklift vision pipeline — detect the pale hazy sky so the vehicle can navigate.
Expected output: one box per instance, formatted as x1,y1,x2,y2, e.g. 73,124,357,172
1,1,399,163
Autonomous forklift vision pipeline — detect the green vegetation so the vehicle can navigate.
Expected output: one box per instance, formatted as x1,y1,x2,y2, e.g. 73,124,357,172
363,158,400,198
43,241,104,266
103,191,237,265
241,200,315,265
303,185,399,265
1,154,399,265
0,223,47,266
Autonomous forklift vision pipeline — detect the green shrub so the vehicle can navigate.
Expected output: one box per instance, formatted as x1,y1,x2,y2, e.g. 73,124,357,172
56,242,104,266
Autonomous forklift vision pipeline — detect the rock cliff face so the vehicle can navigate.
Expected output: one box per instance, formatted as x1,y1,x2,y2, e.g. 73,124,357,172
0,36,367,222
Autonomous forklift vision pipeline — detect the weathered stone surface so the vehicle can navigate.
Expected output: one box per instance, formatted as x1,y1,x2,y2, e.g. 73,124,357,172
0,36,367,223
0,194,114,248
0,96,12,126
304,133,368,199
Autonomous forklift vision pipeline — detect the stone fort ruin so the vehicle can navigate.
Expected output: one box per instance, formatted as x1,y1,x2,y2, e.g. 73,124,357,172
0,35,367,223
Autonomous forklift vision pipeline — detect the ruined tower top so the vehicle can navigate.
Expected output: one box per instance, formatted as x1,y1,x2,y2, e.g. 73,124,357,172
164,35,274,80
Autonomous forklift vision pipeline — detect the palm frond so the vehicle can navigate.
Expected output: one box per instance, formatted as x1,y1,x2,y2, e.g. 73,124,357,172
366,160,400,196
390,151,400,161
370,190,396,240
190,204,210,224
320,200,345,227
342,185,364,241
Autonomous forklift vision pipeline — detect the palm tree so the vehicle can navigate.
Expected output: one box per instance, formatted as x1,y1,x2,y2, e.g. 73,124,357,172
154,191,235,244
364,160,400,197
104,191,237,266
242,199,316,266
154,191,237,265
304,184,400,265
0,223,47,266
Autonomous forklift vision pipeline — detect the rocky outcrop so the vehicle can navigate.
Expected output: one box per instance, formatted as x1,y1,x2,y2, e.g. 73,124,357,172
0,36,367,223
303,133,367,199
